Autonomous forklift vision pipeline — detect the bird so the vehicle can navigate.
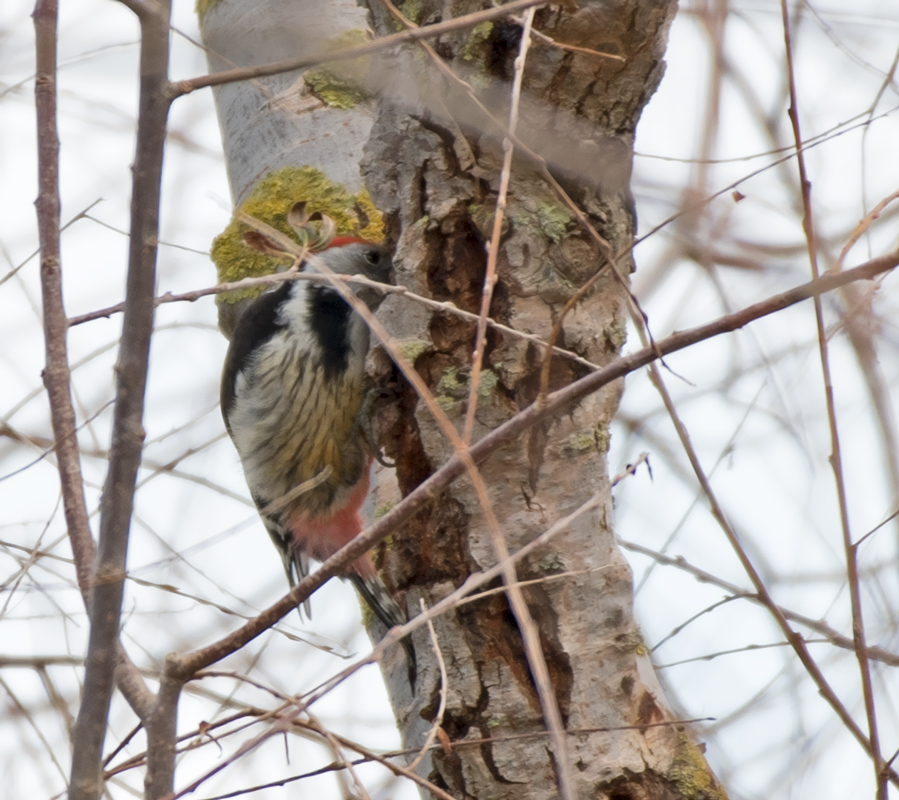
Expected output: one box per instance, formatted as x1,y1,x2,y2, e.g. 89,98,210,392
220,236,415,682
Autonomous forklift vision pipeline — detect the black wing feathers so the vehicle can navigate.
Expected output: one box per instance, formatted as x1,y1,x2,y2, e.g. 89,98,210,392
307,286,352,380
220,281,292,430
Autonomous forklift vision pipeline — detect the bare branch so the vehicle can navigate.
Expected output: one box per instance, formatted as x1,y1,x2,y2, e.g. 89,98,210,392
463,7,536,445
164,245,899,681
617,537,899,668
781,2,884,794
66,0,174,796
33,0,154,766
174,0,547,96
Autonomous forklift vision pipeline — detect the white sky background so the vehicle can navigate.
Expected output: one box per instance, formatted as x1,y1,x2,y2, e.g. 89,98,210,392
2,1,899,799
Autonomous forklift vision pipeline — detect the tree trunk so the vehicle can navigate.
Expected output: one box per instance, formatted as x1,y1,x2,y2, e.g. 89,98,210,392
201,1,726,797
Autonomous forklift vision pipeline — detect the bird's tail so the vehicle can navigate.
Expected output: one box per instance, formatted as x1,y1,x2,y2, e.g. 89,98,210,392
349,573,417,687
259,513,312,617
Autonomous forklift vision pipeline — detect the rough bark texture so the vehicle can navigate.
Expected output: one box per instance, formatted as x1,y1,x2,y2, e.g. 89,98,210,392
361,2,725,798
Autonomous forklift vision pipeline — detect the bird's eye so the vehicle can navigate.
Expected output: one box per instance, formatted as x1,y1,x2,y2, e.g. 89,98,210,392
365,250,381,266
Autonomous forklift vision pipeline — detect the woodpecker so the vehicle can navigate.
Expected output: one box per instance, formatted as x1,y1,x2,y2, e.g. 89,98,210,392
221,237,414,680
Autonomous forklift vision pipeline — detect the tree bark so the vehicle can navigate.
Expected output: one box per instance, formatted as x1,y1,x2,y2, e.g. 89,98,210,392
363,2,725,798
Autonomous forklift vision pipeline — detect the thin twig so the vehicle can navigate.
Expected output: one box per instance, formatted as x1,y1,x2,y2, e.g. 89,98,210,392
174,0,547,96
1,675,69,783
406,599,448,772
618,537,899,669
33,0,91,618
655,639,830,669
836,189,899,270
168,702,296,799
0,198,102,288
781,2,884,796
65,223,601,373
297,720,459,800
528,27,625,61
0,654,84,667
305,711,372,800
463,7,535,444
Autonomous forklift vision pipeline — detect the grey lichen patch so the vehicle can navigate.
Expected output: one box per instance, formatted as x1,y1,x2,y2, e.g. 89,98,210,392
563,422,610,455
303,29,371,109
508,206,535,230
538,553,566,574
669,734,729,800
605,319,627,350
537,201,574,243
210,165,385,307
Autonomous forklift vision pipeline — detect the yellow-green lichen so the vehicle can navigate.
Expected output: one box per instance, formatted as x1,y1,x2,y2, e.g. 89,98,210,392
398,339,431,363
399,0,422,24
304,29,371,109
605,320,628,350
476,369,499,399
461,21,493,62
537,201,574,243
595,422,611,453
195,0,222,22
435,395,457,412
359,595,375,627
304,68,368,109
623,628,647,653
565,423,611,455
669,734,728,800
508,207,534,228
210,166,385,307
468,203,510,240
437,367,466,393
567,430,596,452
374,502,395,520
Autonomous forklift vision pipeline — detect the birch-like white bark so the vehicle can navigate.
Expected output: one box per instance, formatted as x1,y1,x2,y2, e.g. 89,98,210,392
201,0,375,204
